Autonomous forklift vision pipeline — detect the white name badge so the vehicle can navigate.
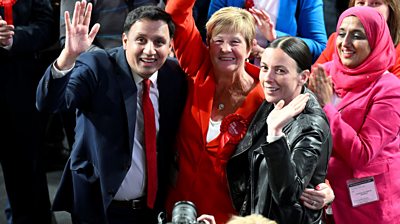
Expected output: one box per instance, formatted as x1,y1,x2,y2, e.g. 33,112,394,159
347,177,379,207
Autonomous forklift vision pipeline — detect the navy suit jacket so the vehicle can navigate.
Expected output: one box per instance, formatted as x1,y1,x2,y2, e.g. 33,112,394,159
36,47,187,223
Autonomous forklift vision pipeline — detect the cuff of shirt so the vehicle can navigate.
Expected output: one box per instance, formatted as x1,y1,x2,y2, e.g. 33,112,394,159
51,61,75,79
266,134,285,143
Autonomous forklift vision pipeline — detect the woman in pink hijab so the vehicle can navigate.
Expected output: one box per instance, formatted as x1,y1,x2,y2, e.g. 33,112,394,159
308,6,400,223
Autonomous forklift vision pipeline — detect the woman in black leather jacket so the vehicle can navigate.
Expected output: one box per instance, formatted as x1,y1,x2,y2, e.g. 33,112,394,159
227,37,332,224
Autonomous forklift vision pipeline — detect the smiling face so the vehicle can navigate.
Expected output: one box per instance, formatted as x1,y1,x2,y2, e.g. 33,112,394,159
353,0,390,21
259,48,307,105
208,31,251,74
123,19,172,78
336,16,371,69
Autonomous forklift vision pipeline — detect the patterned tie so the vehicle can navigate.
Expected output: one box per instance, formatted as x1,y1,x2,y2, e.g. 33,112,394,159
244,0,254,9
142,79,157,208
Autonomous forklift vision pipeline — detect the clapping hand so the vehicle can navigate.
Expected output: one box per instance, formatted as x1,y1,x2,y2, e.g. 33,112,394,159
267,94,309,136
308,65,332,107
0,16,14,47
57,0,100,70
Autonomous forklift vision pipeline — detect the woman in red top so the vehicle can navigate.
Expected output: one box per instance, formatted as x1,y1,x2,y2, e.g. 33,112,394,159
165,1,265,223
315,0,400,78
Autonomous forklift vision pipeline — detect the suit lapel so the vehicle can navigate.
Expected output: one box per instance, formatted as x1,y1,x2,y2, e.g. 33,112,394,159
157,64,168,111
114,48,137,151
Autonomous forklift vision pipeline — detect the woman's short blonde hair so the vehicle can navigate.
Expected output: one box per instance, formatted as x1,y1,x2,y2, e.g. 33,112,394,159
206,7,255,49
227,214,277,224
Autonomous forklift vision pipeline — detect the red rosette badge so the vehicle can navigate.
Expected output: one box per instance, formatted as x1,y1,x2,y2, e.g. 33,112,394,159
244,0,254,10
220,114,248,146
0,0,17,25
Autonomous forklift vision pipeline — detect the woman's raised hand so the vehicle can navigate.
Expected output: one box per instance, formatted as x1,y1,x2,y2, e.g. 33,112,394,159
249,8,276,42
267,93,309,136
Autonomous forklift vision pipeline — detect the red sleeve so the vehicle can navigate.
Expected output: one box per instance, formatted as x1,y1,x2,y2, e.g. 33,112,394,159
165,0,209,77
314,32,336,66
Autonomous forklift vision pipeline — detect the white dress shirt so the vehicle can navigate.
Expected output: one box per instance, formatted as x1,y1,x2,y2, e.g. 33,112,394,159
114,72,160,200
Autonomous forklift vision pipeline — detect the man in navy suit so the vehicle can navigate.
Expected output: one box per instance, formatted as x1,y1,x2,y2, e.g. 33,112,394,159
36,1,187,223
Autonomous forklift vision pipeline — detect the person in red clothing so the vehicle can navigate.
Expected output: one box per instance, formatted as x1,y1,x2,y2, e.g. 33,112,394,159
315,0,400,78
165,1,265,223
165,0,335,222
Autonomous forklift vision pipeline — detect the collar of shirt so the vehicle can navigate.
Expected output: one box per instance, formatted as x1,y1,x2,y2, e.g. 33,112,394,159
132,71,159,90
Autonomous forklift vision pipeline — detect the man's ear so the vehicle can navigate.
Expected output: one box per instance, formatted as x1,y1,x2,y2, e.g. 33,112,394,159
168,41,175,57
122,33,128,49
169,39,173,51
299,70,310,85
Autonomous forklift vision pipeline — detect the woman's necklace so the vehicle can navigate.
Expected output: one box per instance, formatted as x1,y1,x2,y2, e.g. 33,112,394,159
217,103,225,111
215,76,254,112
216,90,246,111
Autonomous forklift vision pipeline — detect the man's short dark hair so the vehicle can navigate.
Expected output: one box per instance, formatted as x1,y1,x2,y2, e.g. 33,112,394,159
123,5,175,38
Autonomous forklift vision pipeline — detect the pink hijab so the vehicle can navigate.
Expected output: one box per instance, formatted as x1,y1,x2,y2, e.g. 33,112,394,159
327,6,395,97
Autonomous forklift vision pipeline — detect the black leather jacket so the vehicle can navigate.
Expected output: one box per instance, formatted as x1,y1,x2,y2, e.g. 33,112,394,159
227,88,332,224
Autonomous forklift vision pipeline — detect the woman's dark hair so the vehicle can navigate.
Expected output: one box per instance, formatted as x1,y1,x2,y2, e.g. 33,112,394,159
123,5,175,38
268,36,312,72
